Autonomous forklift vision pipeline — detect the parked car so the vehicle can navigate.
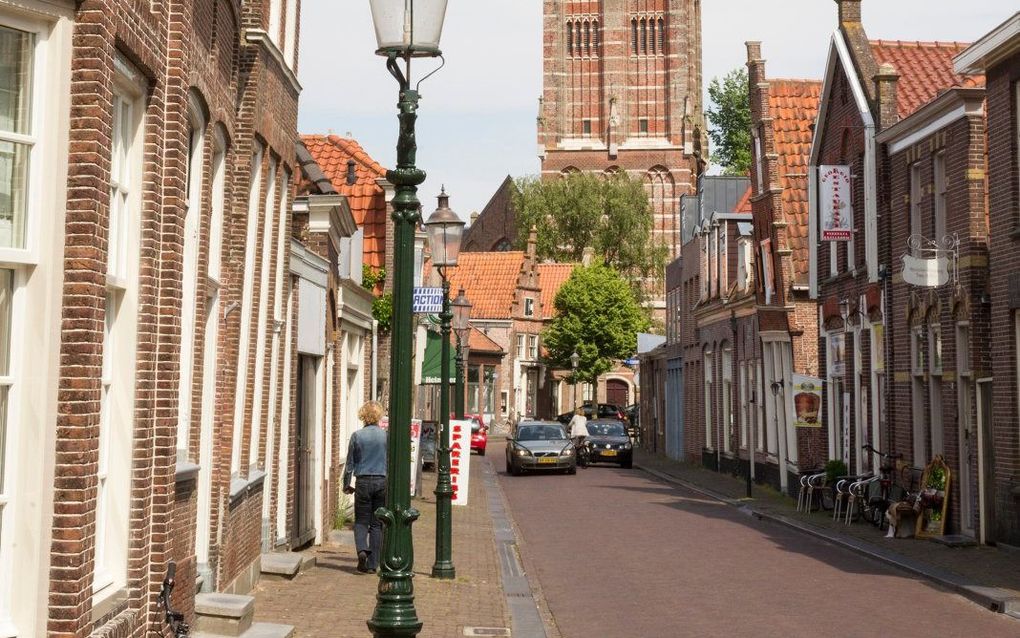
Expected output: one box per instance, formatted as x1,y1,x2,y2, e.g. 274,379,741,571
583,419,633,468
505,421,576,475
470,417,488,456
420,421,437,470
557,403,626,424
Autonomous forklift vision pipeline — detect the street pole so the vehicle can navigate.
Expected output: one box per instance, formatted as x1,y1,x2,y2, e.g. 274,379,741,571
368,53,424,638
454,335,465,419
432,276,455,579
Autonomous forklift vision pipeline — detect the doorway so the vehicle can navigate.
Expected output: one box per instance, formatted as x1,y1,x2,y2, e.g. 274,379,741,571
294,355,319,547
606,378,630,407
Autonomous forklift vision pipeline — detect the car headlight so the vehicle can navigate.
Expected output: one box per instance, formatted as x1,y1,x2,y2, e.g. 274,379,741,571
623,442,632,450
560,447,574,457
516,448,530,457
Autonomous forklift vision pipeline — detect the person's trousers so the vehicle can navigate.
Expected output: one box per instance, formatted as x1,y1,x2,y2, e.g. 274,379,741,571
354,475,386,569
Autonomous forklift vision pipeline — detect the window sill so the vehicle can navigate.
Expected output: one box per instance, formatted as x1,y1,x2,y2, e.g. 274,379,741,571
228,469,267,506
91,585,128,626
175,461,200,484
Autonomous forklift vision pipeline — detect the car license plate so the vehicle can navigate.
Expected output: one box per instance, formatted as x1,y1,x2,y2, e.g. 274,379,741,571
601,450,618,457
538,457,558,464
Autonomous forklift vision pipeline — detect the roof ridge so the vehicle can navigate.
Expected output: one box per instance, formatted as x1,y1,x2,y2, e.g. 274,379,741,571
869,39,970,49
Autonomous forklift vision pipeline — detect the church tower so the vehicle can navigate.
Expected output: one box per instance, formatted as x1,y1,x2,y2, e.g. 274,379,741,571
539,0,706,272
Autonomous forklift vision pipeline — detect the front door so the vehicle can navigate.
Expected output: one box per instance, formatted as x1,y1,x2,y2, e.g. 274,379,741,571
294,355,318,546
606,378,630,407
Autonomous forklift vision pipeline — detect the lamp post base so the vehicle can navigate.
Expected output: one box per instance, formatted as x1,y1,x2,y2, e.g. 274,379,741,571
430,563,456,579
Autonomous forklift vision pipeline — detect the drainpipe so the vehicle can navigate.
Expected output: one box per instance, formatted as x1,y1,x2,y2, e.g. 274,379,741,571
371,319,379,402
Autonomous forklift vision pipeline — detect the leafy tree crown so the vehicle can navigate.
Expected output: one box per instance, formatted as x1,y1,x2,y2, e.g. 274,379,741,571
706,67,751,176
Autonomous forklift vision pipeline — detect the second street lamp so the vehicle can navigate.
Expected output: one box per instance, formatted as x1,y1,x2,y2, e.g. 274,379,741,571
367,1,450,635
424,188,464,581
570,351,580,411
452,289,472,419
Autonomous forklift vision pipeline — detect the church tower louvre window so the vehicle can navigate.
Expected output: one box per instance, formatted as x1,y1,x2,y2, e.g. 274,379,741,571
631,18,638,55
567,21,573,56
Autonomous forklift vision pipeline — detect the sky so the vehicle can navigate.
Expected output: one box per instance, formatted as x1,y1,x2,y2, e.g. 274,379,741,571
296,0,1008,220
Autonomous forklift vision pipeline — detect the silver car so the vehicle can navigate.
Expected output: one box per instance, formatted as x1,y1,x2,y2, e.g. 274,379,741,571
505,421,576,475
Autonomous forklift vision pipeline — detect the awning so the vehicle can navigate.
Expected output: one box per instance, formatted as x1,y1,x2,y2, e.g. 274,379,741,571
420,330,456,385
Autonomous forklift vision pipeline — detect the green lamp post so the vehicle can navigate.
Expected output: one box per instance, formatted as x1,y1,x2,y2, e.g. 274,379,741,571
367,1,449,635
423,188,464,581
570,350,580,411
451,289,472,419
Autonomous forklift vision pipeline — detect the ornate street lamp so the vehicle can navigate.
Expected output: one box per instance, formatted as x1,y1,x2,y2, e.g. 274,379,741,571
367,2,449,634
423,188,464,582
452,289,472,420
570,351,580,411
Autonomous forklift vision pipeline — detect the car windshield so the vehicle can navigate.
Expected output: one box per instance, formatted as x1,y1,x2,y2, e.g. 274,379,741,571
517,425,566,441
588,422,626,436
471,419,482,433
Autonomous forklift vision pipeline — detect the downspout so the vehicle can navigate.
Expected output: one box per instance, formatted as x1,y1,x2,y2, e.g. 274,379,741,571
371,319,379,401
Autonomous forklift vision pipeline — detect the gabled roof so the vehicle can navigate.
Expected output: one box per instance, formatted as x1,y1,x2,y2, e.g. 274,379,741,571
769,79,822,283
445,252,526,320
301,134,389,269
467,326,504,354
536,263,577,319
869,40,983,119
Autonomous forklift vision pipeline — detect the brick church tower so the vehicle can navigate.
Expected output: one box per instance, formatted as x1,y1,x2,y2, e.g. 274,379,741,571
539,0,706,280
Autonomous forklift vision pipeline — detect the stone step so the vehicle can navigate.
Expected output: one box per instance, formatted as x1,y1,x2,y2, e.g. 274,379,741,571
299,554,316,572
194,592,255,637
193,622,295,638
260,553,302,580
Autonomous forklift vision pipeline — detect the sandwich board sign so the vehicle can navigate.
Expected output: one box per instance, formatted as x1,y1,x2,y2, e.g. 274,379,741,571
449,419,473,506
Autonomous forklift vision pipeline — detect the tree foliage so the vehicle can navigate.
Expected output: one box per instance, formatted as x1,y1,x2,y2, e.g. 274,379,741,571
706,67,751,176
511,172,667,282
542,265,650,384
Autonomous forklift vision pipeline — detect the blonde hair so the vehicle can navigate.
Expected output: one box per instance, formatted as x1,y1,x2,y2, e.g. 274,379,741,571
575,408,584,416
358,401,385,425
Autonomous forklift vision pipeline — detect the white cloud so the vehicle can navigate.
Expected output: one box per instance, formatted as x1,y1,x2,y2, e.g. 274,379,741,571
298,1,1010,220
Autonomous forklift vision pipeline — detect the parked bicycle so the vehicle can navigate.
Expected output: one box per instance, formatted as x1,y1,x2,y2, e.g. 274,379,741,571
859,444,905,528
158,561,190,637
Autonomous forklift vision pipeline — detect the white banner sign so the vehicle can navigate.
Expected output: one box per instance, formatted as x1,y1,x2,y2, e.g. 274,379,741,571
901,254,950,288
449,419,473,506
412,287,444,314
820,165,852,241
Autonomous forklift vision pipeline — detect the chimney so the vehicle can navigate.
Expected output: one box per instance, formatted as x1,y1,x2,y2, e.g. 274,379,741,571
874,63,900,131
835,0,861,23
526,225,538,259
581,246,595,266
469,211,480,225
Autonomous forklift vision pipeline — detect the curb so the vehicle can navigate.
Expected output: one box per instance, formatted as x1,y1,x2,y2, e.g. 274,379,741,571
637,463,1020,619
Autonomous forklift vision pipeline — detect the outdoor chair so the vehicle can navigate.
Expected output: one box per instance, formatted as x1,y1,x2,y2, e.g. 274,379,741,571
845,475,879,525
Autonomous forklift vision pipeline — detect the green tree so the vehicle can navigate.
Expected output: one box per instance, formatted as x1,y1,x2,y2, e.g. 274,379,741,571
542,264,650,384
511,171,667,282
706,67,751,175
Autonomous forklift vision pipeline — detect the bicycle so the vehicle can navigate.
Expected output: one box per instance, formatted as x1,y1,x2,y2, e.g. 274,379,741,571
574,437,591,468
860,444,904,528
158,561,190,637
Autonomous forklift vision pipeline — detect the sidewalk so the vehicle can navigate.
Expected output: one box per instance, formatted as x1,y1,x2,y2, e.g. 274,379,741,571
253,458,512,637
635,450,1020,618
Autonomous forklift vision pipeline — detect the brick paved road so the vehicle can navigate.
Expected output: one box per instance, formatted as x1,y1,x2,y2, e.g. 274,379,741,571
495,441,1018,638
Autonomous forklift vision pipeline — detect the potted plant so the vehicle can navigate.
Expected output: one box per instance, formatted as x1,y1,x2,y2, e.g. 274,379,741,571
825,459,848,486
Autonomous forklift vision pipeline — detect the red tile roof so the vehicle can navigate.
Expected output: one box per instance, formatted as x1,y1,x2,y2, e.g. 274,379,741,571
444,252,526,320
734,186,753,214
301,134,389,269
869,41,984,119
537,263,576,319
768,79,822,284
467,326,504,354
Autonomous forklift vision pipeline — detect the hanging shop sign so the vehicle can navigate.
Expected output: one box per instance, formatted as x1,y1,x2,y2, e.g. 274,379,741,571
791,375,823,428
820,165,852,241
901,254,950,288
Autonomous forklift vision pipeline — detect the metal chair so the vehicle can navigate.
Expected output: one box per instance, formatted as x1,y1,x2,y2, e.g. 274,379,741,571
803,472,828,513
845,475,879,525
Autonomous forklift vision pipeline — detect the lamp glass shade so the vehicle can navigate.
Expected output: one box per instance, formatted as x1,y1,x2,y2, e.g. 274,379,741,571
425,211,464,267
369,0,448,57
451,290,472,331
570,352,580,368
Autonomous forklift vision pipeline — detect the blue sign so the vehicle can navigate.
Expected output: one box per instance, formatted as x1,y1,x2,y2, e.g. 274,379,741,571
412,287,444,314
624,358,640,366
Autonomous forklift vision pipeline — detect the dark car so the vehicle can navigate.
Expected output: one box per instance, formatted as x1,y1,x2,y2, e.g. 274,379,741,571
557,403,626,424
505,421,576,475
420,421,437,470
583,419,633,468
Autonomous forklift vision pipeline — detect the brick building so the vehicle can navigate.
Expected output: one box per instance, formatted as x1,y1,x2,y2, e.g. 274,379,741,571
955,12,1020,545
746,44,824,494
461,175,518,253
539,0,707,309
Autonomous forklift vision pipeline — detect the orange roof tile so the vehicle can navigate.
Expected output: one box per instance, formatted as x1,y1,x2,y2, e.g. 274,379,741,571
734,186,753,214
768,79,822,284
301,134,389,270
537,263,577,319
869,41,984,119
467,326,504,354
444,252,526,320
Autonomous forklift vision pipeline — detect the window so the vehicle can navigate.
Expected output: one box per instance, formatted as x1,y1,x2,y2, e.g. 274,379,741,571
0,270,12,606
177,100,205,461
283,0,298,66
911,325,926,463
719,224,728,294
639,118,649,134
528,335,539,361
640,18,647,54
516,333,525,360
739,361,748,448
232,142,264,475
592,21,599,53
909,162,922,254
631,19,638,55
250,156,278,469
929,321,943,456
722,343,732,454
582,119,591,136
0,25,32,252
933,151,946,244
649,19,656,55
704,347,713,450
567,22,573,56
524,297,534,316
583,21,590,54
95,67,144,600
657,18,665,52
760,239,774,304
753,130,764,193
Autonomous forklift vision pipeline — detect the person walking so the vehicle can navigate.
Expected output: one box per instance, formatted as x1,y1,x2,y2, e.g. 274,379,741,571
342,401,388,573
568,408,589,467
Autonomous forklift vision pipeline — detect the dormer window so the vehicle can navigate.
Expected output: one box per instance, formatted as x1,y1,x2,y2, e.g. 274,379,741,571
524,297,535,317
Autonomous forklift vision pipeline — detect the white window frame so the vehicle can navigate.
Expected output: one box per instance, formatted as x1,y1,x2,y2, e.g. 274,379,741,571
232,142,264,475
927,321,942,458
528,334,538,361
516,333,525,361
704,348,713,450
721,343,732,454
739,360,748,449
524,297,534,317
0,268,17,634
95,61,144,602
249,157,277,471
177,97,205,461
